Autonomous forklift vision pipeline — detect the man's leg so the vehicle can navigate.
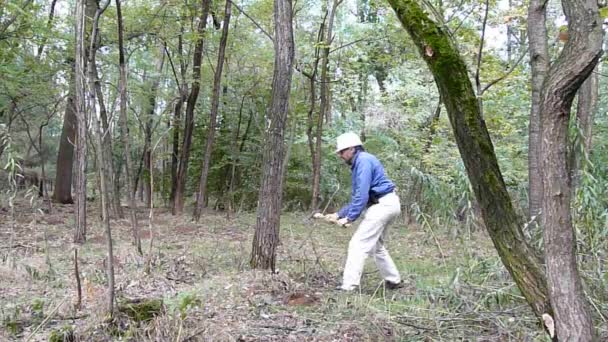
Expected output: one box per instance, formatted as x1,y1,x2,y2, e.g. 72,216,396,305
374,239,401,284
340,206,385,290
374,193,402,285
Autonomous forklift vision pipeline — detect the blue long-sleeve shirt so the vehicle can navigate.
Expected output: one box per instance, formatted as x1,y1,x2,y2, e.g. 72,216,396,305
337,151,395,222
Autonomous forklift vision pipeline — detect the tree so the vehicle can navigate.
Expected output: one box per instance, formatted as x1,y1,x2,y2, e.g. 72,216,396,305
116,0,141,254
193,0,232,221
527,0,549,220
571,70,599,190
385,0,553,331
539,0,603,338
309,0,342,210
73,0,88,243
172,0,211,215
53,61,77,204
250,0,295,270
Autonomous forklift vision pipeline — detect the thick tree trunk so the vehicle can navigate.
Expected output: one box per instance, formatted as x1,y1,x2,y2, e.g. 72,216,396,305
386,0,553,327
73,0,88,243
539,0,603,339
116,0,141,254
53,61,76,204
250,0,295,271
193,0,232,221
527,0,549,220
172,0,210,215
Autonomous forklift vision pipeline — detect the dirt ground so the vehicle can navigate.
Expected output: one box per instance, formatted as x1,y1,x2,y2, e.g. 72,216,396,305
0,199,598,341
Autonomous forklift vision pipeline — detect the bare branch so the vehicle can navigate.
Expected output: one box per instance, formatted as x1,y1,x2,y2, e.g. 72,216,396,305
480,48,529,95
228,0,273,42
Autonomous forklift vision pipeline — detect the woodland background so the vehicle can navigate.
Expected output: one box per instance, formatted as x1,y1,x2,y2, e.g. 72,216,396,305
1,0,607,340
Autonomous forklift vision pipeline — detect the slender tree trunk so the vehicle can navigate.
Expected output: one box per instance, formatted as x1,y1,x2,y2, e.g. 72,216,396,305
93,61,122,218
571,70,598,190
539,0,603,339
173,0,211,215
527,0,549,220
226,94,248,214
250,0,295,271
73,0,88,243
36,0,58,59
312,0,341,210
116,0,141,254
194,0,232,220
143,44,165,209
92,78,115,319
305,23,321,209
170,32,187,204
53,61,77,204
86,0,116,220
386,0,553,329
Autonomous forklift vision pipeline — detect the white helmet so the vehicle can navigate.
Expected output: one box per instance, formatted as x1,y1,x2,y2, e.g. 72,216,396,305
336,132,363,153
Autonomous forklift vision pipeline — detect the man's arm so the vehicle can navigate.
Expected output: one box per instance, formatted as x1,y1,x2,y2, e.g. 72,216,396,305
344,159,372,221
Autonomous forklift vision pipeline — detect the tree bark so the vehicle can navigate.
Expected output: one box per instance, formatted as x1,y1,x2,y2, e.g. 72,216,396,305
53,61,77,204
527,0,549,220
250,0,295,271
386,0,553,328
172,0,211,215
193,0,232,221
539,0,603,339
73,0,88,243
116,0,141,254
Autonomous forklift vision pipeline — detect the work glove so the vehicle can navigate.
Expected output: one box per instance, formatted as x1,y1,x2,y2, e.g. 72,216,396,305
313,212,338,223
337,217,350,227
312,213,351,227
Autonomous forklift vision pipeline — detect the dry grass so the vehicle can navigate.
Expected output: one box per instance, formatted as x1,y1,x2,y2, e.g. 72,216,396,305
0,197,590,341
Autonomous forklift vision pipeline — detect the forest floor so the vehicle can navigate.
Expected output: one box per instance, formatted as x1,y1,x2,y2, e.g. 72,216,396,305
1,199,606,341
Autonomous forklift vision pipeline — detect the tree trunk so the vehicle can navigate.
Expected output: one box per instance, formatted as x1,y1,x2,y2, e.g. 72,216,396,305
169,32,188,204
86,0,115,220
91,76,116,319
312,0,341,210
143,44,165,209
116,0,141,254
305,19,322,209
539,0,603,339
53,61,76,204
73,0,88,243
93,61,122,219
172,0,211,215
193,0,232,221
527,0,549,220
386,0,553,328
250,0,295,271
571,70,598,190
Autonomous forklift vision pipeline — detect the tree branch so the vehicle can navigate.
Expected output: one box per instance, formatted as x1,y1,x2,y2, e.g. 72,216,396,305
475,0,490,94
228,0,273,42
480,48,529,95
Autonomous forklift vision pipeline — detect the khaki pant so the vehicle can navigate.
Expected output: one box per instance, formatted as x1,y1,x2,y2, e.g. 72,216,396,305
340,192,401,290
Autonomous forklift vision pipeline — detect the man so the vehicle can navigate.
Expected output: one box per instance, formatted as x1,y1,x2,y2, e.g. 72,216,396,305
327,132,403,291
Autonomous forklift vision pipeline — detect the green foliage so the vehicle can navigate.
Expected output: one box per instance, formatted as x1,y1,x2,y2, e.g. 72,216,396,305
166,291,202,319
